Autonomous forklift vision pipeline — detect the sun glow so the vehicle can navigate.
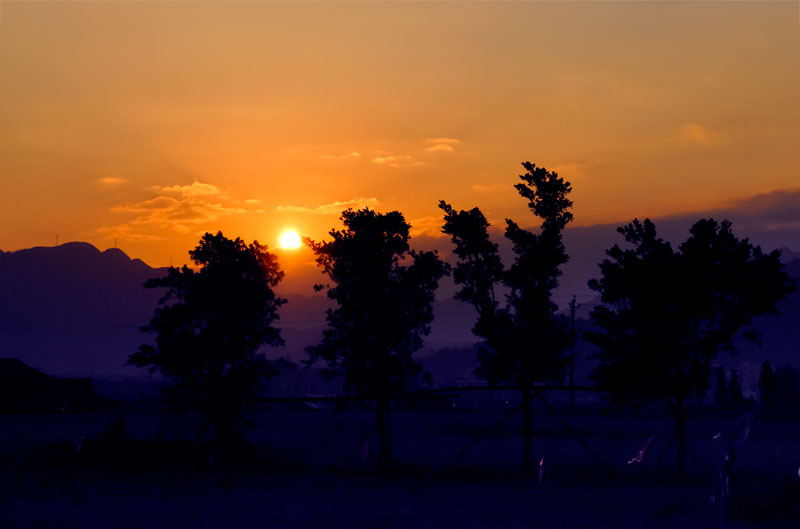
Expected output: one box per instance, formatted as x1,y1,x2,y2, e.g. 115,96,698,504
279,229,302,250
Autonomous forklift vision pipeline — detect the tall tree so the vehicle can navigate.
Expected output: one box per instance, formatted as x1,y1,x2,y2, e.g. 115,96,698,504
440,162,573,476
588,218,796,479
128,232,285,462
307,208,447,473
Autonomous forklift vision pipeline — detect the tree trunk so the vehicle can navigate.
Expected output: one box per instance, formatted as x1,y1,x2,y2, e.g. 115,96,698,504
522,387,533,477
675,397,687,482
385,396,392,471
376,397,391,474
569,359,575,417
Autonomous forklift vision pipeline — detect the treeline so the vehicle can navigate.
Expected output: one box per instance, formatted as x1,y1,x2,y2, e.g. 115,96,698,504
128,161,797,477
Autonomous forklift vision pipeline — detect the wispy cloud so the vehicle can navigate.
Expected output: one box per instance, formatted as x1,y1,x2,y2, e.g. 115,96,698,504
424,144,455,153
371,155,422,168
721,187,800,229
425,138,461,145
320,151,362,161
409,215,444,237
99,177,125,185
550,163,587,181
471,183,507,193
424,137,461,154
159,181,225,199
675,123,728,147
366,138,463,167
94,228,168,242
94,180,252,241
471,164,583,194
277,197,380,215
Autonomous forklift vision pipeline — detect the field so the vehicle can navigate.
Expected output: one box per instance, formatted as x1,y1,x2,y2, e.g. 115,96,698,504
2,406,799,528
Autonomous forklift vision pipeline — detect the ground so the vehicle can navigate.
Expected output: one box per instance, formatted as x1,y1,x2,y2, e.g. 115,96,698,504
2,471,791,529
1,408,799,528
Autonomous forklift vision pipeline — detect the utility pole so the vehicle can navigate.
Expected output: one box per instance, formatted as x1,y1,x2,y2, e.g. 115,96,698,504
569,295,578,417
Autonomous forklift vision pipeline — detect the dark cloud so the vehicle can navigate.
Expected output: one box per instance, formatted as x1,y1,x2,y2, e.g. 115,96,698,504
409,188,800,309
718,188,800,228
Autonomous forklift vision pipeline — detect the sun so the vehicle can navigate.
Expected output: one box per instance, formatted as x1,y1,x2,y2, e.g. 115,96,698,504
279,229,302,250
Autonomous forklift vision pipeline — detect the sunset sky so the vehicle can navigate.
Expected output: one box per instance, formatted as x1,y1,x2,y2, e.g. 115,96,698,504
1,1,798,278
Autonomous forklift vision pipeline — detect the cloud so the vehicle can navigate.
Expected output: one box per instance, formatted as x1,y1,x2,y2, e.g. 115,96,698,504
93,180,253,241
371,138,462,166
471,164,583,193
425,138,461,145
371,155,422,168
675,123,728,146
159,180,225,198
93,226,167,242
320,151,362,161
277,197,380,215
549,163,587,181
720,188,800,229
471,183,508,193
99,177,125,185
579,187,800,257
424,137,461,154
409,215,444,237
424,144,455,153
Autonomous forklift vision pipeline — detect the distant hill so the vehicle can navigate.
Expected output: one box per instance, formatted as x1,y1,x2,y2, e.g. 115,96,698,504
0,243,338,376
0,243,167,376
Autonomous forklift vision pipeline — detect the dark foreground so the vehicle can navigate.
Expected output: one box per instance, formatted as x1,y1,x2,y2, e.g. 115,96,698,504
3,470,798,529
2,409,799,528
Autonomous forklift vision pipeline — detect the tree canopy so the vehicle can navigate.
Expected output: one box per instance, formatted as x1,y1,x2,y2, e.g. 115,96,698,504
440,161,574,475
128,232,286,448
441,162,573,387
587,217,796,477
307,208,447,472
588,218,795,407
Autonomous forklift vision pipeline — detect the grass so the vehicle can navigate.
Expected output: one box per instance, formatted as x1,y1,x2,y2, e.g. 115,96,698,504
4,469,793,529
1,409,799,528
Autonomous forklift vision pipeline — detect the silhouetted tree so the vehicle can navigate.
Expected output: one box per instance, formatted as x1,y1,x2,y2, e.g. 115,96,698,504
128,232,285,463
728,369,743,410
307,208,446,473
440,162,573,476
758,361,777,410
588,218,795,480
714,367,728,409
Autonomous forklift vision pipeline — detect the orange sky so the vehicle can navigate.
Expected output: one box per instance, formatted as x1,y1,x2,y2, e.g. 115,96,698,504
1,1,798,272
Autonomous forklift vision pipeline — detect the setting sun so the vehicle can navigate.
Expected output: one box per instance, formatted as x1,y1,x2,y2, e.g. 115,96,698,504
279,230,302,250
